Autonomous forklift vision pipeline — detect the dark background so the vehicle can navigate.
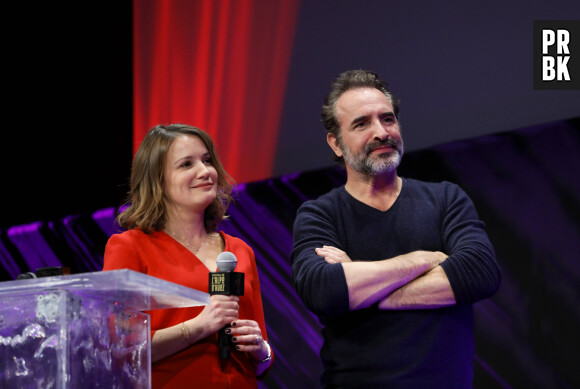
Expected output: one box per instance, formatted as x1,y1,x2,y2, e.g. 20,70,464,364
3,1,580,230
2,3,133,229
274,1,580,175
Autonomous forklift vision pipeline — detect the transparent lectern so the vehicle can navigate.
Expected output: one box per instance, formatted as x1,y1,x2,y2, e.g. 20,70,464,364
0,269,209,388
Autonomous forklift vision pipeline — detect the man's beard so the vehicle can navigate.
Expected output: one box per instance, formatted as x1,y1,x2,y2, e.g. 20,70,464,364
340,138,403,176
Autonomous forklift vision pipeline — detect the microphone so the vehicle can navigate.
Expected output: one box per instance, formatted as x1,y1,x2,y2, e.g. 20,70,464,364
16,266,70,280
217,251,237,272
210,251,245,359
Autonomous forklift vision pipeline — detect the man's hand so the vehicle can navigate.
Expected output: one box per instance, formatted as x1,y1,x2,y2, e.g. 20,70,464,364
316,246,353,264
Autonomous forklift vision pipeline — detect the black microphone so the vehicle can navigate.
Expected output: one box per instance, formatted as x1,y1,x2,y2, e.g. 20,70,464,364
16,266,70,280
210,251,245,359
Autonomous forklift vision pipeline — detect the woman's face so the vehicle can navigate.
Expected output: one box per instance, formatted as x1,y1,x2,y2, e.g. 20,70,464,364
163,134,219,215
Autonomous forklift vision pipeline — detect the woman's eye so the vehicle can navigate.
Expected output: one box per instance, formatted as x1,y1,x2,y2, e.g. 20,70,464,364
180,161,192,168
203,158,213,165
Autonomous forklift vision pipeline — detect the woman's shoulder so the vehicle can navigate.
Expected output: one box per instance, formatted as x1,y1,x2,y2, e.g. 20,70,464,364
107,228,164,244
220,231,248,246
219,231,253,254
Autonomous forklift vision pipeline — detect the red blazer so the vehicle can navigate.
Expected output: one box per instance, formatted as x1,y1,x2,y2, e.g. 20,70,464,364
103,229,271,388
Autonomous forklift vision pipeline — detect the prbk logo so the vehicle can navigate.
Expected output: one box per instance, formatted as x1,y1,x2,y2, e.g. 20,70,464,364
534,20,580,90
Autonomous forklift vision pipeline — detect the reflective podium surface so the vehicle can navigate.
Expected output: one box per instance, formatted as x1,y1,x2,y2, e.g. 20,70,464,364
0,269,209,388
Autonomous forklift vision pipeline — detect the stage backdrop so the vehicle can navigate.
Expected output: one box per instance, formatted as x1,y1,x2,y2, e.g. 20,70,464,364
132,0,580,184
2,118,578,388
133,0,301,184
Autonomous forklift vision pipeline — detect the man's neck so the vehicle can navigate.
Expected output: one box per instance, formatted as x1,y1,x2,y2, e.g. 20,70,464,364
344,169,402,211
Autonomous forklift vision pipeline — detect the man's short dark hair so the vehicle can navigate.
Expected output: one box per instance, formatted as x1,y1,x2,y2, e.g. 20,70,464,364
321,69,400,139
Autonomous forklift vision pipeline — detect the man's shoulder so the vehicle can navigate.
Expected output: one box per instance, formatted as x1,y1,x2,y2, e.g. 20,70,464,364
402,178,470,208
299,186,345,210
403,177,461,194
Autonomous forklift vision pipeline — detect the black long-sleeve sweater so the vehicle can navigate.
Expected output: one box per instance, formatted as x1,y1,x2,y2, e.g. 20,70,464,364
291,178,501,388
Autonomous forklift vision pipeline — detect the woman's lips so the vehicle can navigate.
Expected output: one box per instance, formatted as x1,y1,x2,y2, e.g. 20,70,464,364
193,182,213,189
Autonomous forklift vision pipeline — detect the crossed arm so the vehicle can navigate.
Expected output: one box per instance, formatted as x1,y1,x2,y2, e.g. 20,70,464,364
292,184,500,317
315,246,456,311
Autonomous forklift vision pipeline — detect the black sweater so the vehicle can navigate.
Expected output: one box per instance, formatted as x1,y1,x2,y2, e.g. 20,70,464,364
291,178,501,388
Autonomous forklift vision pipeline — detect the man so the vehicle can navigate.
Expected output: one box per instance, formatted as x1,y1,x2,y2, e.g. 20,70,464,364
291,70,501,388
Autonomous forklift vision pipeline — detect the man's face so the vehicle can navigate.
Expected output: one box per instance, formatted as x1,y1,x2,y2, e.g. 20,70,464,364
328,87,404,176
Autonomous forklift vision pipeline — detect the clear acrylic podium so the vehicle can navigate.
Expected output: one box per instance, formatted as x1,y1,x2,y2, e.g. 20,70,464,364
0,269,209,388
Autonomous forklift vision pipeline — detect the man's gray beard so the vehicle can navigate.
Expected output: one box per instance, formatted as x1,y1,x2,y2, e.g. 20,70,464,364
341,141,403,176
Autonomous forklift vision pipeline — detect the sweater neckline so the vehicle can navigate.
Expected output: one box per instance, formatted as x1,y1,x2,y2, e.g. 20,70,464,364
340,177,406,215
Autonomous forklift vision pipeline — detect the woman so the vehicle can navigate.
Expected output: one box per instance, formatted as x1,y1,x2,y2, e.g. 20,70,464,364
103,124,272,387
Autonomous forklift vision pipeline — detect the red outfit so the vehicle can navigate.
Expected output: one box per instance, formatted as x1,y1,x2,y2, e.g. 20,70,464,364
103,229,270,388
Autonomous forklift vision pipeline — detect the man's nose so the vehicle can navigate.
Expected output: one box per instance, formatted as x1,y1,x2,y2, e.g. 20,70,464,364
371,119,390,140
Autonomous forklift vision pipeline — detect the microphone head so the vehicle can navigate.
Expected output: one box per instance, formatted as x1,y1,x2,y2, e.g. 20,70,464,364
216,251,237,272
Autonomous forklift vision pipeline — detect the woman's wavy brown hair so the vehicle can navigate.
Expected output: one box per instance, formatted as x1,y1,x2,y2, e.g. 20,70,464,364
116,124,234,233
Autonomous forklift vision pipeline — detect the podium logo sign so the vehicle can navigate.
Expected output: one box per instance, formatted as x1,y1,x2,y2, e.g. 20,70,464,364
533,20,580,90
